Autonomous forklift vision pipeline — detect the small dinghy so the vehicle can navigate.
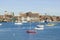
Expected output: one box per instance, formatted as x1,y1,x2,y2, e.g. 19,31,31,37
26,30,36,34
46,23,55,26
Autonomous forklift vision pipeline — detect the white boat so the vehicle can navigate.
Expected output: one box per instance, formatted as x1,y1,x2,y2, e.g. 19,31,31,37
37,25,44,27
34,25,44,30
15,22,22,25
34,27,44,30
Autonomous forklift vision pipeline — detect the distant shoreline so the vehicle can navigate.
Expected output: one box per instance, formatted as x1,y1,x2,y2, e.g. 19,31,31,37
0,11,60,22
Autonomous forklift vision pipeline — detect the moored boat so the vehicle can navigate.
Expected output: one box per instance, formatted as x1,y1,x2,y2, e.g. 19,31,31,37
15,22,22,25
26,30,36,34
34,25,44,30
46,23,55,26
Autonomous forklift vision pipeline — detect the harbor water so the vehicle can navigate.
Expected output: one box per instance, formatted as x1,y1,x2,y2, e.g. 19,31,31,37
0,22,60,40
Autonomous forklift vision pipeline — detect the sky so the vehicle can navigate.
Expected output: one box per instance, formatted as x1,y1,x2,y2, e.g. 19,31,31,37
0,0,60,16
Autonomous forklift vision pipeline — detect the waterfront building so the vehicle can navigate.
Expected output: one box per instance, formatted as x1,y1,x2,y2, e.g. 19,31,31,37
0,11,60,22
3,11,13,22
56,16,60,21
25,12,40,22
0,15,4,22
19,12,27,22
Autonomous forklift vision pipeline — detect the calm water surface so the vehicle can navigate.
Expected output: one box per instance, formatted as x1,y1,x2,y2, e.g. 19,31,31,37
0,22,60,40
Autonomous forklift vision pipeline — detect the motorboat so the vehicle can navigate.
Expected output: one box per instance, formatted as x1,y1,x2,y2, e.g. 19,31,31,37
15,22,22,25
37,25,44,27
34,27,44,30
34,25,44,30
